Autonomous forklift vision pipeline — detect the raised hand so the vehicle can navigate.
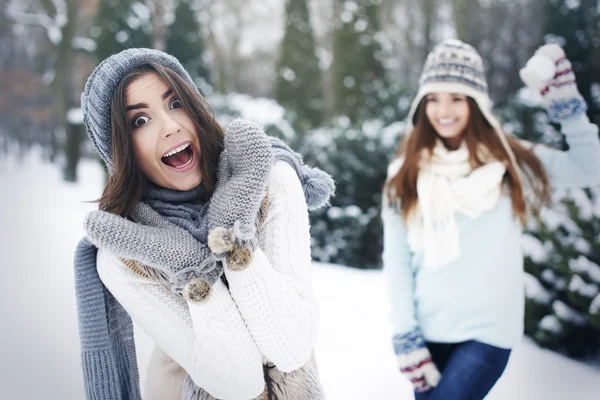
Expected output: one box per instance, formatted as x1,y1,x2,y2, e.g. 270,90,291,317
207,119,274,270
519,43,587,121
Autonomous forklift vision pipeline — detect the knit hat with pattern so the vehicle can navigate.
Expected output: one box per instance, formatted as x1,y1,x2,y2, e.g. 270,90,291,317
81,48,198,173
406,39,519,168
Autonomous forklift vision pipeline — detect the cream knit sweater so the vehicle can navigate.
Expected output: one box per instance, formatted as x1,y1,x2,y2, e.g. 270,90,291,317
97,161,319,400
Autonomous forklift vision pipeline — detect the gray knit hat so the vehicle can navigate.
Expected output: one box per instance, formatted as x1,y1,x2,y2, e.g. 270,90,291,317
81,48,199,172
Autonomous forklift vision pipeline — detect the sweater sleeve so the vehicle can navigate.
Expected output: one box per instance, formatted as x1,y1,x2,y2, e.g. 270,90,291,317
224,160,319,373
96,249,265,400
533,114,600,189
382,159,419,338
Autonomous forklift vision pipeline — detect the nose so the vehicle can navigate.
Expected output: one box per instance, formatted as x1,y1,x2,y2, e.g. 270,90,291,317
437,99,451,117
160,111,181,139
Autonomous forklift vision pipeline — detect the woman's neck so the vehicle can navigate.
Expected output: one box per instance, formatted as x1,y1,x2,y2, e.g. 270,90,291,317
440,136,462,151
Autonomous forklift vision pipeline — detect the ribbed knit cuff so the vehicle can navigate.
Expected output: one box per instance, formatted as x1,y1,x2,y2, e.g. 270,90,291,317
548,96,587,121
81,349,124,400
393,329,427,355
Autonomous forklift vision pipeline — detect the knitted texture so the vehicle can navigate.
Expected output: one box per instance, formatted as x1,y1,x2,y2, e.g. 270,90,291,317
74,238,141,400
403,38,524,192
519,43,587,121
76,47,334,400
96,161,320,399
81,48,198,172
270,137,335,210
419,39,488,93
208,119,275,251
207,120,335,270
145,183,210,243
393,329,441,393
84,203,219,292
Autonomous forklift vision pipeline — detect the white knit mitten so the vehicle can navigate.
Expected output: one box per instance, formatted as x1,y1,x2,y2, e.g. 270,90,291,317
393,329,441,393
519,43,587,121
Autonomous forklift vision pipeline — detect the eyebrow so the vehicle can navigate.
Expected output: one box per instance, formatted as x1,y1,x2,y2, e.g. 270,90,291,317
126,88,174,111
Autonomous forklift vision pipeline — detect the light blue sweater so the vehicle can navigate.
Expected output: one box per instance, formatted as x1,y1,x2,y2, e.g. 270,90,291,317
382,114,600,349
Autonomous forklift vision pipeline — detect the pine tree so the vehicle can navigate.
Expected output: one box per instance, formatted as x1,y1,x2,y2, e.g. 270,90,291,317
93,0,153,63
166,0,211,85
504,92,600,358
274,0,323,131
330,0,389,125
522,187,600,358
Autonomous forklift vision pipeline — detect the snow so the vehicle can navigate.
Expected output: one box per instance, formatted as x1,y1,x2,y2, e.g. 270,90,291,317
553,300,587,326
539,315,563,335
524,272,552,305
568,275,599,299
66,107,83,125
521,234,549,263
540,206,580,232
1,150,600,399
570,256,600,284
72,36,97,53
568,189,594,221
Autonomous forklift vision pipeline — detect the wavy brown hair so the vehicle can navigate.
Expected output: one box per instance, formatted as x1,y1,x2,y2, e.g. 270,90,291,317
98,62,224,217
386,97,551,225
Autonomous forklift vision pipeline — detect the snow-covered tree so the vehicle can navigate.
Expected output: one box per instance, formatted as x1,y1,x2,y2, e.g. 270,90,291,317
166,0,211,86
506,91,600,358
274,0,324,131
330,0,393,125
93,0,153,63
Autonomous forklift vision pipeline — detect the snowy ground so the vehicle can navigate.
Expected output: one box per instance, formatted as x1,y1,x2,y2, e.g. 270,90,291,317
1,150,599,399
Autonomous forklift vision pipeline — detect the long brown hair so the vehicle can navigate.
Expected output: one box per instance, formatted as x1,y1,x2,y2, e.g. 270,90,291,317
386,97,551,225
98,62,225,216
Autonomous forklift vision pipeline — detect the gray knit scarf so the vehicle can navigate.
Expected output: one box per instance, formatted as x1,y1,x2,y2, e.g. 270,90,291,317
74,139,334,400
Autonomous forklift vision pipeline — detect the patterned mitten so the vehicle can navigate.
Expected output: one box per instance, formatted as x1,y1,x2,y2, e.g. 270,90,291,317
207,119,274,271
393,329,441,393
84,202,219,302
519,43,587,121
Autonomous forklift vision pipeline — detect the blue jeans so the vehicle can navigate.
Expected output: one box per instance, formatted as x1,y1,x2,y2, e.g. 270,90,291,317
413,340,511,400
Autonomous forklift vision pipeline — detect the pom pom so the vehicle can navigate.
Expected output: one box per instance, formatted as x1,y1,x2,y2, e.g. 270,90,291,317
182,279,211,302
301,167,336,210
226,246,252,271
208,227,236,254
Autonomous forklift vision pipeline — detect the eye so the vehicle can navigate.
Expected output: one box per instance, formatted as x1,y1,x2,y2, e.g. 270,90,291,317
170,97,182,110
452,96,466,102
425,96,438,103
132,115,150,128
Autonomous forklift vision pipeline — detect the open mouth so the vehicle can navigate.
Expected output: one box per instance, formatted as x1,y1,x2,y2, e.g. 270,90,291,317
161,143,194,169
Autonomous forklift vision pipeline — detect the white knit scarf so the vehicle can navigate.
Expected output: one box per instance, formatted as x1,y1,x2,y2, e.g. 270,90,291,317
406,140,507,269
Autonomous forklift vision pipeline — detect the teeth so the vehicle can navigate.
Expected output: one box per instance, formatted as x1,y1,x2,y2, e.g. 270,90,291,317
438,118,456,125
163,143,190,158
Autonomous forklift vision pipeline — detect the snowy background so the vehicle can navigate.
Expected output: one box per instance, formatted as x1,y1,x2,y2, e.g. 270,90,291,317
2,0,600,398
1,150,599,399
